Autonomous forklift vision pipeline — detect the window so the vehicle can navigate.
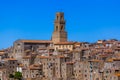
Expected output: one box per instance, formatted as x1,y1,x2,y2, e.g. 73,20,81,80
13,61,15,64
56,47,58,50
79,70,81,73
61,26,64,31
60,16,63,20
96,78,99,80
59,45,61,48
57,16,58,20
56,26,58,31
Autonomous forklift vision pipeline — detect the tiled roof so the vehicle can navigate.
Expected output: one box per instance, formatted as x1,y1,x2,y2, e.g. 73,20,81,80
81,48,89,50
113,59,120,61
115,73,120,77
0,50,5,52
25,50,31,53
104,49,113,53
19,40,53,44
29,64,42,70
54,42,75,45
4,58,17,61
66,62,74,65
38,47,47,50
74,42,81,45
106,59,113,62
36,56,50,59
0,68,7,71
88,59,101,62
115,48,120,50
56,55,68,58
0,52,5,56
23,56,31,59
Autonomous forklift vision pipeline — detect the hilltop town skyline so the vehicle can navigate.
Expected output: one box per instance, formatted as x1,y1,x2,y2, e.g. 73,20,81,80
1,0,120,49
0,12,119,80
0,0,120,80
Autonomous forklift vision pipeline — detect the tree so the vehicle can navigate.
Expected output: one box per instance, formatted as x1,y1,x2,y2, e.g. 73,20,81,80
14,72,22,80
9,74,14,78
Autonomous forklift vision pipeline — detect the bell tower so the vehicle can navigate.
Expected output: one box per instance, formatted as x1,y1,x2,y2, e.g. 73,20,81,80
52,12,67,43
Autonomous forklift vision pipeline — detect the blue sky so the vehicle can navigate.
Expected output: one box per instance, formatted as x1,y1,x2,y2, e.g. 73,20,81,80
0,0,120,49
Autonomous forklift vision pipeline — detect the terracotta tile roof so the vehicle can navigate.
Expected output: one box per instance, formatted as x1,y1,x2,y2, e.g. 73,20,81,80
38,47,47,50
74,49,81,52
113,59,120,61
66,62,74,65
54,42,75,45
36,55,69,59
88,59,101,62
81,48,89,50
99,54,108,57
106,59,113,62
25,50,31,53
56,55,69,58
0,68,7,71
29,64,42,70
115,48,120,50
0,52,5,56
105,40,115,44
19,40,52,44
19,64,24,67
33,64,42,67
23,56,31,59
22,67,27,70
4,58,17,61
47,47,54,50
58,49,66,52
104,49,113,53
0,50,5,52
115,73,120,77
36,56,50,59
64,51,72,54
74,42,81,45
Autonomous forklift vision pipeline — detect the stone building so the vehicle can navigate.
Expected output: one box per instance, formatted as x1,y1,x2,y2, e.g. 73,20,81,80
22,64,43,79
0,50,8,61
1,58,19,79
74,61,84,80
61,62,74,80
0,69,7,80
5,58,18,74
22,56,31,68
13,40,53,62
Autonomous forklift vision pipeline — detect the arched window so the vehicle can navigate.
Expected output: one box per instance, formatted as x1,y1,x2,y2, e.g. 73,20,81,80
56,26,58,31
60,16,63,20
57,16,59,20
61,26,64,31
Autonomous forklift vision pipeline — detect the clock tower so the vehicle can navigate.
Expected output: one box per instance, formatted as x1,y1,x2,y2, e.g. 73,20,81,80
52,12,67,43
